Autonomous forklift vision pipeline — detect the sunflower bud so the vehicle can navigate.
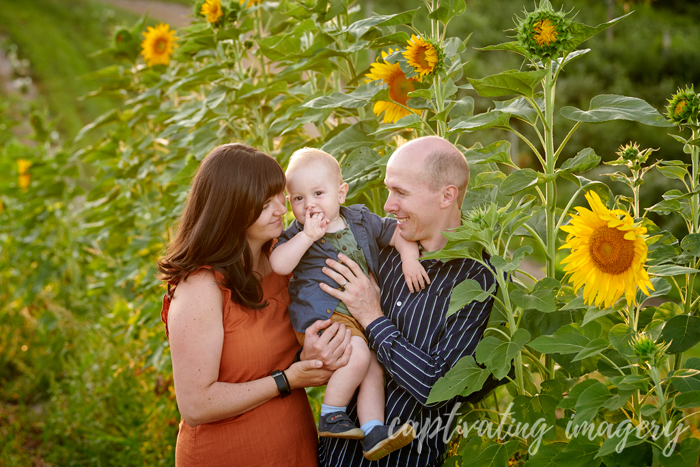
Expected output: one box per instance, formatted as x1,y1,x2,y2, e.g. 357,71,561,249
516,0,573,63
632,333,669,367
666,85,700,126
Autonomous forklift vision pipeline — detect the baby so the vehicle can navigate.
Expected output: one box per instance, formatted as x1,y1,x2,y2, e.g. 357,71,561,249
270,148,429,461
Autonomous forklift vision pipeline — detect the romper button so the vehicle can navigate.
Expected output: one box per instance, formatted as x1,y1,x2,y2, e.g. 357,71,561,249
337,233,342,238
320,239,325,244
342,246,347,251
326,309,332,314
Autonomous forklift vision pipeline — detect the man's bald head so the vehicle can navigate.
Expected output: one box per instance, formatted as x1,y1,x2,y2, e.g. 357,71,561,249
391,136,470,207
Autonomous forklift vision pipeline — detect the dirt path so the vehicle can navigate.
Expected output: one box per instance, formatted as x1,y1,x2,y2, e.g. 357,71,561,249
98,0,193,27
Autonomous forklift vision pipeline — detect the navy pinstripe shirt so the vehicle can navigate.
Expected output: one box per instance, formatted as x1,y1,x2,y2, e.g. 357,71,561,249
318,246,497,467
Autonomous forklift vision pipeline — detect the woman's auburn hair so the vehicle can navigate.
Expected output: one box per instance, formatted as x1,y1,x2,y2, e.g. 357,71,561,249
157,143,285,310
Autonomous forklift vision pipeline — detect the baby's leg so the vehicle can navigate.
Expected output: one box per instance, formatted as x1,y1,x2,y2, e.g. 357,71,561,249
357,350,384,426
323,335,370,406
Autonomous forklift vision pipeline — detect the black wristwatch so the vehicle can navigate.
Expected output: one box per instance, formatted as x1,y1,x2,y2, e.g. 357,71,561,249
293,347,303,363
271,370,291,398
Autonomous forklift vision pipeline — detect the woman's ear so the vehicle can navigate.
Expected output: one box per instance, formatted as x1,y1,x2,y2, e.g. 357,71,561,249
338,182,349,204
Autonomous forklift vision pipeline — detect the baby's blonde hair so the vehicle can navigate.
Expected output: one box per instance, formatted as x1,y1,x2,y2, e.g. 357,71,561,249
286,148,343,185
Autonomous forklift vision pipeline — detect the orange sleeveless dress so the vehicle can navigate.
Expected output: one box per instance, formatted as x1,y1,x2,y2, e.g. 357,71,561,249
161,268,318,467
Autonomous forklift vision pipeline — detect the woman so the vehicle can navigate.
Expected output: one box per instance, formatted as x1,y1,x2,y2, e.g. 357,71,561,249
157,143,351,466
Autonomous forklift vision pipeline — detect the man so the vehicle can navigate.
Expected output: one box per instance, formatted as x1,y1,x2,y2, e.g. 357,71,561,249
316,136,498,466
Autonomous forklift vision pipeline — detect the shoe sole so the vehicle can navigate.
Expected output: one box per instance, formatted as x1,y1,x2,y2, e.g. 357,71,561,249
363,424,417,461
318,428,365,440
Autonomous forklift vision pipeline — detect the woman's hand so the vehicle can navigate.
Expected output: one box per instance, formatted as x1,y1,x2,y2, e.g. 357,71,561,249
300,319,352,371
320,254,383,329
285,359,333,389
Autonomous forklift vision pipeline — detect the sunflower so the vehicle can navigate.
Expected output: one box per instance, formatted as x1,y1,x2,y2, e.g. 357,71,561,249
665,85,700,126
516,2,573,62
403,35,438,78
560,191,653,308
140,23,178,67
365,49,420,123
201,0,224,23
17,159,30,192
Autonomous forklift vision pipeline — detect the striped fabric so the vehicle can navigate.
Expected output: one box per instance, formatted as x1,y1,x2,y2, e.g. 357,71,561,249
319,247,497,467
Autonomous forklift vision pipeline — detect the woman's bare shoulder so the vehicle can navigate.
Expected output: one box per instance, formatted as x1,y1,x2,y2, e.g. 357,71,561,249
169,269,222,324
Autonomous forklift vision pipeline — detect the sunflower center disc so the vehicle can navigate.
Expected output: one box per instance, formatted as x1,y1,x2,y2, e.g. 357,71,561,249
589,226,635,275
416,48,430,68
156,39,167,53
388,74,414,106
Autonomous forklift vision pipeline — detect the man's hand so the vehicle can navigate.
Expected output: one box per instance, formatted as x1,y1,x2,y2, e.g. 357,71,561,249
300,319,352,371
303,210,329,242
320,254,384,329
401,259,430,293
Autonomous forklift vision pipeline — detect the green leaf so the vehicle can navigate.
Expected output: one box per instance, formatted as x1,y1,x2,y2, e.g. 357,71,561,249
568,12,633,51
560,95,674,127
494,97,540,125
427,0,466,24
524,442,567,467
657,165,689,181
608,324,636,358
558,379,600,409
343,9,420,38
663,437,700,467
552,436,601,467
582,306,617,326
491,246,533,272
469,439,520,467
500,169,539,196
636,276,672,305
468,69,547,98
463,140,513,166
646,199,682,215
529,326,590,354
661,315,700,354
681,233,700,256
559,148,601,174
320,120,378,155
447,279,496,317
370,114,423,135
671,358,700,393
648,265,700,276
303,81,387,109
427,355,490,403
573,381,613,425
448,111,512,133
477,41,527,56
596,420,646,458
475,328,530,379
674,390,700,409
572,338,610,362
511,287,557,313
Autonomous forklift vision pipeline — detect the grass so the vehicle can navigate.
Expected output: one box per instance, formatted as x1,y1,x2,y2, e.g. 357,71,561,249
0,0,151,138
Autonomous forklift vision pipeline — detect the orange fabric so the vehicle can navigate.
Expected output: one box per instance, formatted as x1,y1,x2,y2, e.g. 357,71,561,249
296,312,367,345
161,268,318,467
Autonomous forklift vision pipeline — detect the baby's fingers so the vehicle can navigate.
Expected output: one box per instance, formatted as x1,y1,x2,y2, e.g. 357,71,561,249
405,276,415,293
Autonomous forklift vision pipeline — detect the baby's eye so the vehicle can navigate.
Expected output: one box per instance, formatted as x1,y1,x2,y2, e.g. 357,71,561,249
314,191,323,196
293,196,303,202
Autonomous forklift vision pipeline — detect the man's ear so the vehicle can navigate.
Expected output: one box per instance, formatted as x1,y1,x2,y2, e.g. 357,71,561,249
338,182,349,204
439,185,459,208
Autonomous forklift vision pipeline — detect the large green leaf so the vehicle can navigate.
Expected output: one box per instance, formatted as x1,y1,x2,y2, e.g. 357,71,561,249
475,328,530,379
568,12,633,51
303,81,386,109
447,279,496,317
370,114,423,135
448,111,512,133
477,41,527,56
647,264,700,276
494,97,540,125
560,95,674,127
674,390,700,409
468,439,520,467
661,315,700,354
524,442,567,467
608,324,636,359
559,148,601,174
427,0,466,24
528,325,591,354
572,338,610,362
572,380,613,425
427,355,490,403
491,246,533,272
500,169,539,196
463,140,513,166
468,70,547,98
552,436,601,467
680,233,700,256
662,437,700,467
511,287,557,313
343,9,420,38
596,420,646,458
320,120,378,155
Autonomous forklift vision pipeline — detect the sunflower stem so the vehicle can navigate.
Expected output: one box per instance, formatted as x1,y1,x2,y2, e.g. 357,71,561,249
497,273,526,396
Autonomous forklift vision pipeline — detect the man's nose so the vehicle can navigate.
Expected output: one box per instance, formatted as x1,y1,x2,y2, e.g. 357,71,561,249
384,193,396,213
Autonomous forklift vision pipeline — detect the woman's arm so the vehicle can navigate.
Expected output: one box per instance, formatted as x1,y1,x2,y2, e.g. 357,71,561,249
168,270,329,427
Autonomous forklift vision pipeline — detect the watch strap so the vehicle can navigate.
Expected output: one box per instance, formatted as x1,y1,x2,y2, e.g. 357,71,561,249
271,370,291,398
